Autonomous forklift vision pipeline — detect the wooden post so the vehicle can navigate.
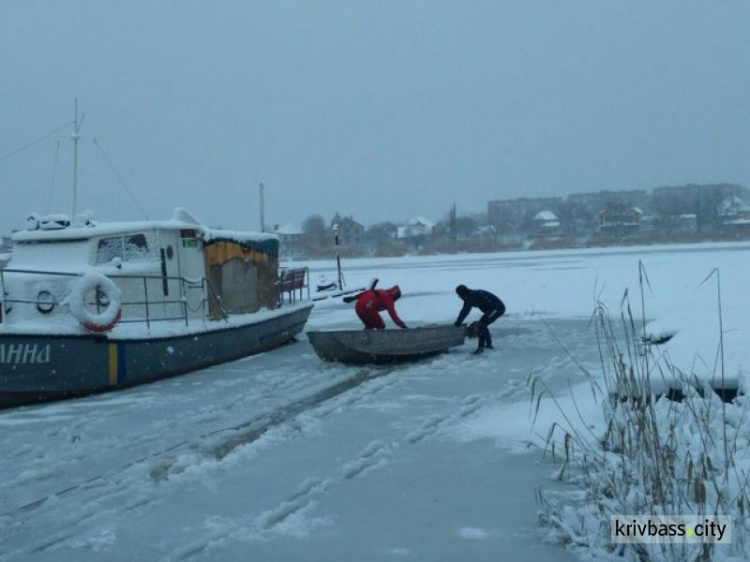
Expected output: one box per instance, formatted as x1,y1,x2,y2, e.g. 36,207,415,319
333,224,343,290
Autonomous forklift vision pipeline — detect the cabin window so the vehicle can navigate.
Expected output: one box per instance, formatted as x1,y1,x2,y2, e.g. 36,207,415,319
96,234,150,264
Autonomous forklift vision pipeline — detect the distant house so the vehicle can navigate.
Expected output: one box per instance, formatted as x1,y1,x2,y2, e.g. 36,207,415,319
397,216,434,239
531,210,561,237
487,197,563,234
332,216,365,245
718,196,750,231
597,206,643,235
273,224,304,258
475,224,496,240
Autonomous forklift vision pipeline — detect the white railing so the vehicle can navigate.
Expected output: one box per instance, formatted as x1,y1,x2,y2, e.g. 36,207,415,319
0,268,217,331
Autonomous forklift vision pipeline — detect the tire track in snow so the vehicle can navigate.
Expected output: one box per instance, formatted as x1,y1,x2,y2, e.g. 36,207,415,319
263,394,490,522
1,365,405,561
1,366,396,521
200,366,397,461
169,328,585,560
170,394,494,560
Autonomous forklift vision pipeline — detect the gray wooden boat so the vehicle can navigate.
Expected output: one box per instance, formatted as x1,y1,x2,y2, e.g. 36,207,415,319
307,324,466,364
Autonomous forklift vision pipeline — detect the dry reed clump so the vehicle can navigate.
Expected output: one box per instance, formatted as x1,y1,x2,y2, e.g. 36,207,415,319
531,264,750,561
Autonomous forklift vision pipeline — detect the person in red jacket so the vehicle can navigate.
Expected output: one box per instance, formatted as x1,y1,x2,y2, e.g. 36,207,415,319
355,285,408,330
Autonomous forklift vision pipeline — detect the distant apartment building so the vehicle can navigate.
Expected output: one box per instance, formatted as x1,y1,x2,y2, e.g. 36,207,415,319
653,183,748,203
652,183,750,231
487,185,750,239
567,190,651,216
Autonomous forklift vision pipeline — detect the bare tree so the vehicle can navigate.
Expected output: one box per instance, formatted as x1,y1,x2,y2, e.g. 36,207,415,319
301,215,327,256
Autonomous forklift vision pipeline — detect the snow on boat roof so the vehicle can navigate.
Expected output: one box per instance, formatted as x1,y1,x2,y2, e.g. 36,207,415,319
11,208,279,255
13,220,196,242
202,229,279,255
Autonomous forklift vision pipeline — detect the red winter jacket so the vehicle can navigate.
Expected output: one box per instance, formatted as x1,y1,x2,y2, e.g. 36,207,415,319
355,287,407,328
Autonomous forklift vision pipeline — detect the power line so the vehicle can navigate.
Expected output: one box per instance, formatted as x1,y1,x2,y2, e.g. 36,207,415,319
93,138,149,220
0,121,74,163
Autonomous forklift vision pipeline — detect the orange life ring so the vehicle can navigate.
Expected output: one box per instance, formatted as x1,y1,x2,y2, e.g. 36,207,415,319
82,308,122,333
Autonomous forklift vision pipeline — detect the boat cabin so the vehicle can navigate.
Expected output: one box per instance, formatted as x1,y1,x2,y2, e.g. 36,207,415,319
0,208,283,332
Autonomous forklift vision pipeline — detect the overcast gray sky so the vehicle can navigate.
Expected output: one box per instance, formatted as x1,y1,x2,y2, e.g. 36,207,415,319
2,1,749,233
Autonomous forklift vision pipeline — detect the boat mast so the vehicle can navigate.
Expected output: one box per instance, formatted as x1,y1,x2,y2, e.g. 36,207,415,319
72,99,81,217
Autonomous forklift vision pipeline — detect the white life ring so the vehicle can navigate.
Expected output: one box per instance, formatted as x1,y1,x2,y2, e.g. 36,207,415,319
69,272,123,333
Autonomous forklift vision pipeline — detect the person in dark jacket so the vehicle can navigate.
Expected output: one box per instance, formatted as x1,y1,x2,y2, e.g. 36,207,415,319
454,285,505,353
355,285,408,330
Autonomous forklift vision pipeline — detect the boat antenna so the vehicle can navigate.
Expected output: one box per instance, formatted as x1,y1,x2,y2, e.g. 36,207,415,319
72,99,83,217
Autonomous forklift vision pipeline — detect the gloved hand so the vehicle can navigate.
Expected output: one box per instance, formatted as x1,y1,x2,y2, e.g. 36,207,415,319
465,322,480,338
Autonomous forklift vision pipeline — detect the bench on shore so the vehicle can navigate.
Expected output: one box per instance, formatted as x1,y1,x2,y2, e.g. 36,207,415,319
279,267,308,304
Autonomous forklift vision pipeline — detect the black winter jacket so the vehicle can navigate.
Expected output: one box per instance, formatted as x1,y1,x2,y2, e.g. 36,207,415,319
454,289,505,326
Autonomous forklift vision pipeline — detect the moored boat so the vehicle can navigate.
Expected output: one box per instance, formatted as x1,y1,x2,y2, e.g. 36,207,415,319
307,324,465,364
0,208,313,407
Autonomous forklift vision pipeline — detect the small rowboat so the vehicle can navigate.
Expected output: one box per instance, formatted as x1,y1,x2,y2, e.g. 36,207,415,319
307,324,466,364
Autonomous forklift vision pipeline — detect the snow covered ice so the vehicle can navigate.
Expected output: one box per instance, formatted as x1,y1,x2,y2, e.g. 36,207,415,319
2,242,750,561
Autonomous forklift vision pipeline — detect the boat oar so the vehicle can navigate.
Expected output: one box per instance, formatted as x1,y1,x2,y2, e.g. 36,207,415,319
342,278,378,303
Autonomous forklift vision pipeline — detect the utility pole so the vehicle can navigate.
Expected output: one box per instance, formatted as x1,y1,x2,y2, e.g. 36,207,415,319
259,182,266,232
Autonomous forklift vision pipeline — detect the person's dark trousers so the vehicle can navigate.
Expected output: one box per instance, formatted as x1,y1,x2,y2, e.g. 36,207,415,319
477,304,505,349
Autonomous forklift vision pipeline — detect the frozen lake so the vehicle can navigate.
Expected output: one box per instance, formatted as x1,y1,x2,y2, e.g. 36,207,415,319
2,242,749,561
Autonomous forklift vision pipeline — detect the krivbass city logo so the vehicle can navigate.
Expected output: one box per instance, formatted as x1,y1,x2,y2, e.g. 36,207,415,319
611,515,731,544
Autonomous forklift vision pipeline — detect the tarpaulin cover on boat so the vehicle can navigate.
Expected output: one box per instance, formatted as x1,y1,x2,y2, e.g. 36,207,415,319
203,240,279,319
203,241,274,266
203,234,279,257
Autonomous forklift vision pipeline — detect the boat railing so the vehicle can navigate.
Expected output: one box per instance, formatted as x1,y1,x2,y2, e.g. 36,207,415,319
0,267,215,331
203,275,229,321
